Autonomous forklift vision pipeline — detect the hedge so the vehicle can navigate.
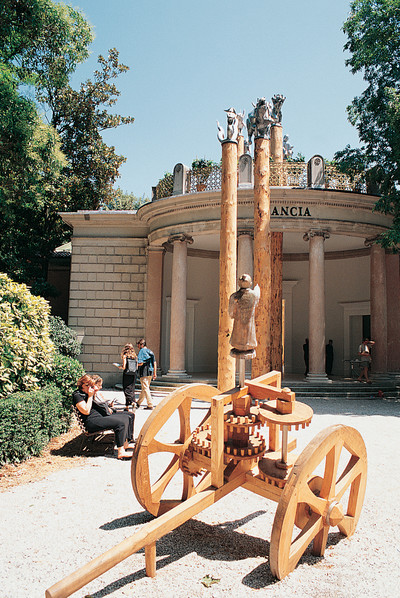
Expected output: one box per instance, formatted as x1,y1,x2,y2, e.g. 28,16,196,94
0,385,71,465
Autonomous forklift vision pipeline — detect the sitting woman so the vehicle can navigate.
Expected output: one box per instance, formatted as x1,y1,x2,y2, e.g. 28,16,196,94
73,374,134,460
91,374,135,442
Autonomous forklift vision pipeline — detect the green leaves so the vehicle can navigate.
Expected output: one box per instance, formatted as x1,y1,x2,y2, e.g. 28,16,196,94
337,0,400,246
200,574,220,588
0,273,55,398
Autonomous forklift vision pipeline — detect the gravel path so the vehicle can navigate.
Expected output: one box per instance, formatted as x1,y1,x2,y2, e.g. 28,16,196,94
1,393,399,598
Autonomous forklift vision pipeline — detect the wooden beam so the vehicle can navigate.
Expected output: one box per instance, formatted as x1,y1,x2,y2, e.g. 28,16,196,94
218,140,238,391
252,137,271,377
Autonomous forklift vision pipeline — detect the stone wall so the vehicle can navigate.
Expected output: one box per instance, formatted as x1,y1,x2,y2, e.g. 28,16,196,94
68,236,147,385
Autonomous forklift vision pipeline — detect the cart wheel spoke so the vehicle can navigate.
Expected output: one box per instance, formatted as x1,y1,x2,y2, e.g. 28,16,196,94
289,512,324,568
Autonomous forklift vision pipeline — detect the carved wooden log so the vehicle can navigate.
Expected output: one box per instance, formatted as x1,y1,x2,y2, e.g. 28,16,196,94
252,137,271,376
271,232,283,371
218,140,237,391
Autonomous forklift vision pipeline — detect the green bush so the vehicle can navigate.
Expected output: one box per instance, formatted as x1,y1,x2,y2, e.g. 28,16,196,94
49,315,82,358
43,353,84,409
0,273,54,398
0,385,69,465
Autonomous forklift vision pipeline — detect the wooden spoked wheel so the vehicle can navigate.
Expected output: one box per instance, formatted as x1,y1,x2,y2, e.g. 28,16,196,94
131,383,218,517
270,424,367,580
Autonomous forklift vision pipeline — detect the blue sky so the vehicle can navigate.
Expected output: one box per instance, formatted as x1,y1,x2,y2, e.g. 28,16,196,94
66,0,364,199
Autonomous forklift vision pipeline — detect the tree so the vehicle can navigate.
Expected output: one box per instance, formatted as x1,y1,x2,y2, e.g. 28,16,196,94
0,1,134,293
47,49,135,211
335,0,400,247
100,188,149,210
0,64,68,294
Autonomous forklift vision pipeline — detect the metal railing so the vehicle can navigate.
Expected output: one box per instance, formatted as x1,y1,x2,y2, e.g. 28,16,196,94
155,162,366,200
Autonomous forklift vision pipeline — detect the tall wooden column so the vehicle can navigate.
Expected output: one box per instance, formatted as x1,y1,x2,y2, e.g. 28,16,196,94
252,136,271,377
270,232,283,371
270,123,284,371
218,139,238,391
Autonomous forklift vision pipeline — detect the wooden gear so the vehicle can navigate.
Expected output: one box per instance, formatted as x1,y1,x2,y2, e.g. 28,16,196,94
46,371,367,598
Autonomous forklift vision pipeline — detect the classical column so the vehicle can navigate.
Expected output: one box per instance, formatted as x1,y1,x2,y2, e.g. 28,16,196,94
369,242,387,372
303,230,330,382
237,231,253,281
166,233,193,378
145,246,164,364
386,253,400,372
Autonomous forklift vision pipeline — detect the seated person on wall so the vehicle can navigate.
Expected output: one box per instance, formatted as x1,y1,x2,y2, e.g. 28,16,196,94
91,374,135,442
73,374,135,460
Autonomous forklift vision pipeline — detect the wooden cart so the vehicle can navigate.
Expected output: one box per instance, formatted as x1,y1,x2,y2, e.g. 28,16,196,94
46,371,367,597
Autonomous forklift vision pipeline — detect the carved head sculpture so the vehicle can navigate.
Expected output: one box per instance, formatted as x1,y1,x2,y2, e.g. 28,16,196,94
238,273,252,289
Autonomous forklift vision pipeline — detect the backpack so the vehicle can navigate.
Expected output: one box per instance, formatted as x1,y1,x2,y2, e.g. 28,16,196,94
125,358,137,375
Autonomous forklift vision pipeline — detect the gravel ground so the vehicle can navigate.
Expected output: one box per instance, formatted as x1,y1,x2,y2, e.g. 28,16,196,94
1,392,399,598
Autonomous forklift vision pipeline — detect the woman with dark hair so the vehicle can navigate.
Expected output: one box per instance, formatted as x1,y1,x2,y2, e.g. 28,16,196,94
73,374,134,459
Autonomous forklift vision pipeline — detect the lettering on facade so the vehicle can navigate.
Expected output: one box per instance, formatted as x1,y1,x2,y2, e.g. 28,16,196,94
271,206,311,217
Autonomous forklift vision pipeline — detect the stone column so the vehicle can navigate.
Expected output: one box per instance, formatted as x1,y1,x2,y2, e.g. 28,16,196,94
167,233,193,378
237,231,253,281
386,253,400,372
303,230,330,382
145,246,165,364
369,242,387,372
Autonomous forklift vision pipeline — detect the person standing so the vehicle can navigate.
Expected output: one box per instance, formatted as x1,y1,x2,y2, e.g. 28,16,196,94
303,338,309,376
136,338,157,409
325,339,334,375
357,337,375,383
117,343,137,408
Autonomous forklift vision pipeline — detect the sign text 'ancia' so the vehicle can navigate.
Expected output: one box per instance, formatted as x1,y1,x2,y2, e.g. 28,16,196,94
271,206,311,217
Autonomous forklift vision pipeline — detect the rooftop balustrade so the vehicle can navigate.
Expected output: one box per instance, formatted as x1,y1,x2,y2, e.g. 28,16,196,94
154,160,367,200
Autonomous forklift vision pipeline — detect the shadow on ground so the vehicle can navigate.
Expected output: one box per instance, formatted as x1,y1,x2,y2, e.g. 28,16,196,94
87,511,345,596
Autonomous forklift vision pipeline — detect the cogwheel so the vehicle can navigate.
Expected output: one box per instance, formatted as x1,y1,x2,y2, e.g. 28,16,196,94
180,446,205,477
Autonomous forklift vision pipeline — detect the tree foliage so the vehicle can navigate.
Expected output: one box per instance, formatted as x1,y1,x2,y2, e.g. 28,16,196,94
100,188,149,210
0,0,134,294
335,0,400,247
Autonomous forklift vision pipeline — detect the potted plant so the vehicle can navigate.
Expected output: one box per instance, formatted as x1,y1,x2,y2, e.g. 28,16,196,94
191,158,217,191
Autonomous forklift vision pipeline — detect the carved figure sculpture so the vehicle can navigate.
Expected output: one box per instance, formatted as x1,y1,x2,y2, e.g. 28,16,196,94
237,110,245,135
246,97,274,145
217,107,239,143
283,135,294,160
271,94,286,124
229,274,260,352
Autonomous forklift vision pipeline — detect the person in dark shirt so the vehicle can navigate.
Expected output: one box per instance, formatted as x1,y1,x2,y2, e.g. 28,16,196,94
325,339,334,375
72,374,134,460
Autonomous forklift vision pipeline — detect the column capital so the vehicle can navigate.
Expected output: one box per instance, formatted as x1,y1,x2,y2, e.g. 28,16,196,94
146,245,165,256
364,235,380,248
168,233,194,245
303,229,330,242
238,229,254,239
